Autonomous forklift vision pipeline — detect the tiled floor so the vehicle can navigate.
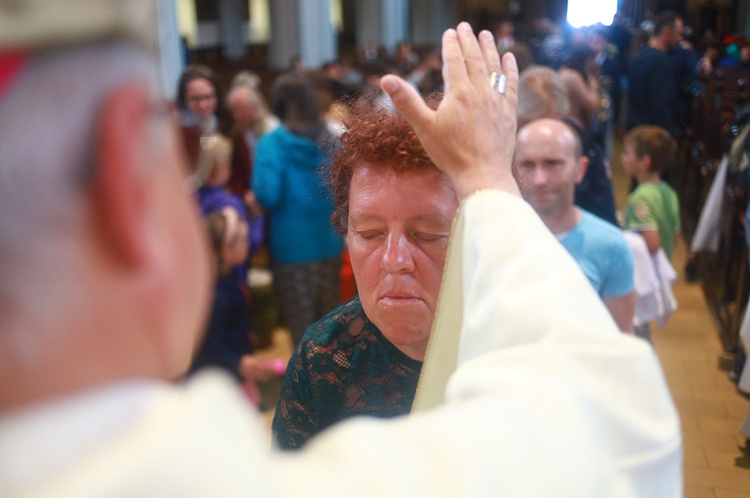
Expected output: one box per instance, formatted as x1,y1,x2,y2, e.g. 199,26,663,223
652,237,750,497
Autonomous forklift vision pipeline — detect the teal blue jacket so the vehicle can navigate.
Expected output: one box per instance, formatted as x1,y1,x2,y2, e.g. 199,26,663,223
253,125,343,263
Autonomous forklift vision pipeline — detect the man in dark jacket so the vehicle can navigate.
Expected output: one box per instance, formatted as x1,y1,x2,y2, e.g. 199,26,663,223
627,11,684,136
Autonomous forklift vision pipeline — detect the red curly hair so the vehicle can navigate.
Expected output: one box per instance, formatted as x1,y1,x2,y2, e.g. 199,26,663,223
329,93,443,235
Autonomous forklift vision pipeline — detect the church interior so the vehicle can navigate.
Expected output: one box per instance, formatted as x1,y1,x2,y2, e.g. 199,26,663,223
165,0,750,495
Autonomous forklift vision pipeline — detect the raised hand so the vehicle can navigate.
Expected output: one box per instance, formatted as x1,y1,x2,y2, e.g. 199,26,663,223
380,22,520,200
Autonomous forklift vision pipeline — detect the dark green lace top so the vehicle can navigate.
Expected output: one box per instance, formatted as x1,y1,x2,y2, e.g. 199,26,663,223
271,296,423,450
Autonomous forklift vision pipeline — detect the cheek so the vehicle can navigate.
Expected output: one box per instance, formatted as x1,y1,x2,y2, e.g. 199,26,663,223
346,236,380,287
417,244,450,301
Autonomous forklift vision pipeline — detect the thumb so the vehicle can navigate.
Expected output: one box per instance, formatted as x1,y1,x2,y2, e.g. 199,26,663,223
380,75,432,135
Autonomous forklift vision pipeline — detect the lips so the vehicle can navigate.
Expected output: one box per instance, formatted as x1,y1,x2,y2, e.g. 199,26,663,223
379,289,421,300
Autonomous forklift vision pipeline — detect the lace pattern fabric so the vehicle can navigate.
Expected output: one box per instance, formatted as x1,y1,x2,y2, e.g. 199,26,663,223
272,296,422,450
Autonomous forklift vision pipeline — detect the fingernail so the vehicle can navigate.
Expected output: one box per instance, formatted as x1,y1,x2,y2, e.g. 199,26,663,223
458,22,472,33
479,31,493,42
445,28,457,38
381,78,398,93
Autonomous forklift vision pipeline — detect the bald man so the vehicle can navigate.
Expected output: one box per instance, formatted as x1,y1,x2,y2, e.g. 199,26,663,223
514,118,636,333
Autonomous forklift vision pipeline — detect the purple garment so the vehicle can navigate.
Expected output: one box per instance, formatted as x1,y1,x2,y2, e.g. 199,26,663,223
197,186,264,256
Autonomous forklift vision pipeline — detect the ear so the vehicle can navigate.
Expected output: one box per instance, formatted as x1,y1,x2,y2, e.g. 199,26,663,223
91,84,153,268
641,153,653,172
575,155,589,185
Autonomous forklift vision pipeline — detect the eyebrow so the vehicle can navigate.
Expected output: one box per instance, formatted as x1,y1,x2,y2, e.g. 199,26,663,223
348,212,454,226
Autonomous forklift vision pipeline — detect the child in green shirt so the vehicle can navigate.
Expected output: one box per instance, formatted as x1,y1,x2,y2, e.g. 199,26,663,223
621,125,681,261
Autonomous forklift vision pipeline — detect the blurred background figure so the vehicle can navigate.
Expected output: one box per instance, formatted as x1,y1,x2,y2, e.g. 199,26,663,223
190,206,284,406
225,82,279,211
495,20,516,53
252,73,344,346
177,64,224,134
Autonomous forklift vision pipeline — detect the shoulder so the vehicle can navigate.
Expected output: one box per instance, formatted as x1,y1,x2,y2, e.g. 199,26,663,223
630,183,659,201
256,125,288,147
298,296,370,350
661,182,679,197
579,211,629,249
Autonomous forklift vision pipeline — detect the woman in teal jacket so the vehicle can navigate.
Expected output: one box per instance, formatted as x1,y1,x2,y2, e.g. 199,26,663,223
253,72,344,345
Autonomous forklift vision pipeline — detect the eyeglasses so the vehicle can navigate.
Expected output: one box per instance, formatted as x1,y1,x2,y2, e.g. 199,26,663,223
186,93,216,104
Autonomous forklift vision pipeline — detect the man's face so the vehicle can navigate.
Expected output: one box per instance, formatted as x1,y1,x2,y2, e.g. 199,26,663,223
228,93,256,130
513,121,584,218
347,165,457,361
185,77,217,120
667,19,684,51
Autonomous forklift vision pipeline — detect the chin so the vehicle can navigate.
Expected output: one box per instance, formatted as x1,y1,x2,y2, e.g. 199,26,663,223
379,321,430,349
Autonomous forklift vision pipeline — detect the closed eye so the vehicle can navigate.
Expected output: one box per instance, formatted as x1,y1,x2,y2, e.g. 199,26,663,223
413,232,449,243
355,230,383,240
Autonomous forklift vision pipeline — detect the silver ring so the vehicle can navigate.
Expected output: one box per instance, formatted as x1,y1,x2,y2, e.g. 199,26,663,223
490,71,506,95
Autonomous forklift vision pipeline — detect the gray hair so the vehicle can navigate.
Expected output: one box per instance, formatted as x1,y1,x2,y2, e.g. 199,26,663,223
517,65,570,128
0,41,160,338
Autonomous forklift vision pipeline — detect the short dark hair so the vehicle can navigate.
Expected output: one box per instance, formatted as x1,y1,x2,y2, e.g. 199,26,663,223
653,11,681,37
625,125,676,173
270,72,323,136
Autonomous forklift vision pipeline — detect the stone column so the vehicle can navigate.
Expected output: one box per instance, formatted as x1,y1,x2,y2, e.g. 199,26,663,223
411,0,457,47
356,0,408,53
156,0,184,100
219,0,246,59
268,0,336,70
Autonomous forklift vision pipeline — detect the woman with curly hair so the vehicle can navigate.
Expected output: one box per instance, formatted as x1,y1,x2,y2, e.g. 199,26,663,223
271,94,458,450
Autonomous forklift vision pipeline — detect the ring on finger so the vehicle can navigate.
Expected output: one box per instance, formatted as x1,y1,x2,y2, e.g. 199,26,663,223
490,71,506,95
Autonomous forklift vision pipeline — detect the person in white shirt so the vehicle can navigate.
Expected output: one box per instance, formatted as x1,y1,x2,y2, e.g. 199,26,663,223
0,1,681,496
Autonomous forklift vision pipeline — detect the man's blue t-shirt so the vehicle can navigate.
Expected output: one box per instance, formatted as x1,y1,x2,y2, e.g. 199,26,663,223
558,210,635,299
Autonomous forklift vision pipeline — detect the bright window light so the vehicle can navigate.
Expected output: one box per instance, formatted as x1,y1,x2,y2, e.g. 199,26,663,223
567,0,617,28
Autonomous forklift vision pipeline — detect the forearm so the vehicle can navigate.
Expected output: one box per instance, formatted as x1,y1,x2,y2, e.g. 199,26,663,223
604,292,636,334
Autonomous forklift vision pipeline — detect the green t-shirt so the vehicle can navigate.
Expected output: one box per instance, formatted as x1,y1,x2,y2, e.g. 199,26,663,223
624,181,681,260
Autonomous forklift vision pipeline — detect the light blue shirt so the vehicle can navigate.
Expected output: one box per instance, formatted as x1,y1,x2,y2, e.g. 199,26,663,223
558,210,635,299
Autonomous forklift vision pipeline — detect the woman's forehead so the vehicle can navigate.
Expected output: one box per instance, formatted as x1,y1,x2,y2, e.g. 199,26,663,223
348,164,457,219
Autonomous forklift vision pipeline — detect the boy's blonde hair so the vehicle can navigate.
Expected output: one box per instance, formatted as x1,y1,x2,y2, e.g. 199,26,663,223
624,125,676,174
195,133,232,187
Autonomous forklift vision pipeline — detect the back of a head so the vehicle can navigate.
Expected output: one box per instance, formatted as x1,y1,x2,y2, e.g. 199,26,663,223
625,125,676,173
196,134,233,187
517,66,570,128
271,72,322,135
561,45,595,81
0,43,159,327
0,0,184,402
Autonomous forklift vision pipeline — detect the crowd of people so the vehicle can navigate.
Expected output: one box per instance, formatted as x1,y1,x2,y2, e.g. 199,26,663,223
2,0,750,494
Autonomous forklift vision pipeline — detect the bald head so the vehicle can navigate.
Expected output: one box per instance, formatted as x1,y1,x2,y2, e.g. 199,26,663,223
513,119,588,224
517,118,582,159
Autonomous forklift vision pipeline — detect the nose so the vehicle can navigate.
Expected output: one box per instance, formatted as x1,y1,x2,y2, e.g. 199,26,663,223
530,166,547,187
381,232,415,274
199,99,214,114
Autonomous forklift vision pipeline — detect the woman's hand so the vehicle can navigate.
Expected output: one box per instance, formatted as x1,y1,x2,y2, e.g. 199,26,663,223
380,23,520,200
